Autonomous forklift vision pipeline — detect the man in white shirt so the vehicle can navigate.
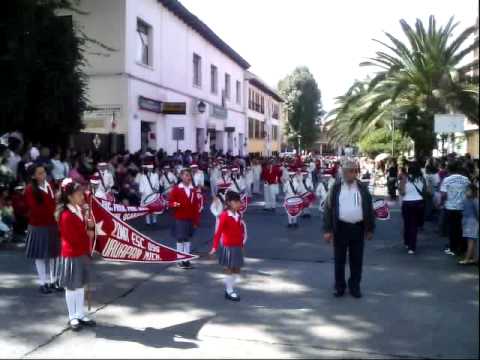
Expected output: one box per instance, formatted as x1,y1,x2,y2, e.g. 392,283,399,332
97,162,114,197
139,164,160,225
323,159,375,299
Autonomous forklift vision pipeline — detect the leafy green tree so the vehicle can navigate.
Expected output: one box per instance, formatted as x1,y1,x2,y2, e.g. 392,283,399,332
358,128,412,157
0,0,88,146
328,16,479,158
278,67,322,150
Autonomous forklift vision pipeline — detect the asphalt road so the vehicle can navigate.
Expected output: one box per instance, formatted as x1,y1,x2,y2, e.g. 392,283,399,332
0,194,478,359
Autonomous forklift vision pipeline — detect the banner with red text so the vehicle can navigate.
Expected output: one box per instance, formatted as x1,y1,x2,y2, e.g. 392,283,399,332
91,197,196,263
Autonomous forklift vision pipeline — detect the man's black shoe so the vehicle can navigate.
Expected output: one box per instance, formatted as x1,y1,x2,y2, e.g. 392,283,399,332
333,289,345,298
350,290,362,298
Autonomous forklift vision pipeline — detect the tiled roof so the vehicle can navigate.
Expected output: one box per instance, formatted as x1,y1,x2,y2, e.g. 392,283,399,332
158,0,250,69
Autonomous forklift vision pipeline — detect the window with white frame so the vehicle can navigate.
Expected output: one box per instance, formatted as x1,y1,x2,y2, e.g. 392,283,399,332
136,19,151,66
193,53,202,87
225,73,231,99
210,65,218,94
236,80,241,104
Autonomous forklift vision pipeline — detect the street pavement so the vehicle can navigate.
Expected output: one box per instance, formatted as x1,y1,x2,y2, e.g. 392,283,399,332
0,192,478,359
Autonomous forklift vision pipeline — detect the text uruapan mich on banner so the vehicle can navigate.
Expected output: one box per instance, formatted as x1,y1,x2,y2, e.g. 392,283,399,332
91,196,196,263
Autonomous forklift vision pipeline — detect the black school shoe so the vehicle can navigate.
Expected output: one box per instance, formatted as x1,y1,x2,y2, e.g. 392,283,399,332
225,291,241,302
69,319,82,332
48,281,64,292
333,289,345,298
79,317,96,327
39,284,52,294
178,261,193,269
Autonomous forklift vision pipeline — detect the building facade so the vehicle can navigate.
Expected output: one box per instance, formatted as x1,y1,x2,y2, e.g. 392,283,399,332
73,0,250,155
245,72,283,156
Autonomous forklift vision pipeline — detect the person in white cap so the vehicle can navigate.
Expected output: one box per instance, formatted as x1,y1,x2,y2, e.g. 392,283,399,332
89,173,106,200
300,169,314,219
96,162,114,198
251,159,262,195
216,167,231,191
209,160,222,197
244,165,254,197
160,165,177,195
139,163,160,225
228,167,246,194
191,164,205,189
283,170,300,228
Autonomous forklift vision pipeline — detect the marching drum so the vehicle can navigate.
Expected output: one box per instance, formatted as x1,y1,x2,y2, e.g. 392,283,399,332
373,199,390,220
284,196,304,218
239,193,249,214
300,192,316,208
141,193,167,214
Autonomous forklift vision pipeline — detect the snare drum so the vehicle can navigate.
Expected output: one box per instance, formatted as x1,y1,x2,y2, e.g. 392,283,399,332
373,199,390,220
284,196,304,217
300,192,316,208
141,193,167,214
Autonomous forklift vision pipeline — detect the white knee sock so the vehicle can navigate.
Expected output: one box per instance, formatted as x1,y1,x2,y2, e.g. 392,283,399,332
224,274,234,294
152,215,157,223
74,288,85,320
146,214,151,224
177,242,184,253
233,274,241,285
49,258,57,283
65,289,76,320
184,242,191,255
35,259,48,285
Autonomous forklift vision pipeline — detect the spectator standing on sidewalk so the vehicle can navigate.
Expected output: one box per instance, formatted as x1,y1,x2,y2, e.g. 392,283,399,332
440,160,470,256
458,183,478,265
399,161,426,255
323,159,375,299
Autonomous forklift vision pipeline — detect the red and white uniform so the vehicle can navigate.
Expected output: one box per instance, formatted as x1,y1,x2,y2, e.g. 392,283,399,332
168,183,202,227
25,182,56,226
212,210,247,251
261,165,281,209
59,205,90,258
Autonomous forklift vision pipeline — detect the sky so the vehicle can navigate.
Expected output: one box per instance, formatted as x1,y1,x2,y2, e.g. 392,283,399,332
180,0,478,112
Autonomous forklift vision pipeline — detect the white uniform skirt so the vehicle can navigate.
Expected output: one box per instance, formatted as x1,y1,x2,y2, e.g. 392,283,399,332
219,246,244,269
25,225,60,259
59,255,91,290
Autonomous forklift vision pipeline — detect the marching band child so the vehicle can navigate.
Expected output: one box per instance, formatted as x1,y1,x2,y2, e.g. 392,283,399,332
209,191,247,302
169,168,202,270
251,159,262,195
138,163,160,225
57,178,96,331
209,160,221,197
244,165,254,198
89,173,106,200
97,162,114,199
300,170,314,218
25,163,61,294
160,165,177,195
228,167,247,194
191,164,205,189
283,171,300,228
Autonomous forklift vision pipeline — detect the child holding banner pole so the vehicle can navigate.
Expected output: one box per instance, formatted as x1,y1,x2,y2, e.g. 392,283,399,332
209,191,247,302
57,178,96,331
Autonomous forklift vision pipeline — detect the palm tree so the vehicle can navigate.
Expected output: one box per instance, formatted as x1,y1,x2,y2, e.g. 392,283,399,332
329,16,479,158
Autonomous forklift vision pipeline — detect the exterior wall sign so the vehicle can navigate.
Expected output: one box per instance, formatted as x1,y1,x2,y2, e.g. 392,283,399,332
161,102,187,115
210,104,227,119
138,96,162,113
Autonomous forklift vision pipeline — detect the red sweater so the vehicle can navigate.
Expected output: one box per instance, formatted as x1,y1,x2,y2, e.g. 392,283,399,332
212,210,246,250
261,165,281,184
168,184,201,226
59,209,91,258
25,183,57,226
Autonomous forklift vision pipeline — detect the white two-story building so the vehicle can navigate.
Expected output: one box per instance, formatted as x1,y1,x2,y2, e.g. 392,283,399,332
73,0,250,155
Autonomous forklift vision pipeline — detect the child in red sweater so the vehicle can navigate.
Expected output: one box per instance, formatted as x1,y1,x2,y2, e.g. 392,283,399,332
169,168,202,269
209,191,247,301
58,178,96,331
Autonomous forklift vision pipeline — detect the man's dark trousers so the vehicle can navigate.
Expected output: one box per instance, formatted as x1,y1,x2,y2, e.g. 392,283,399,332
334,221,365,292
